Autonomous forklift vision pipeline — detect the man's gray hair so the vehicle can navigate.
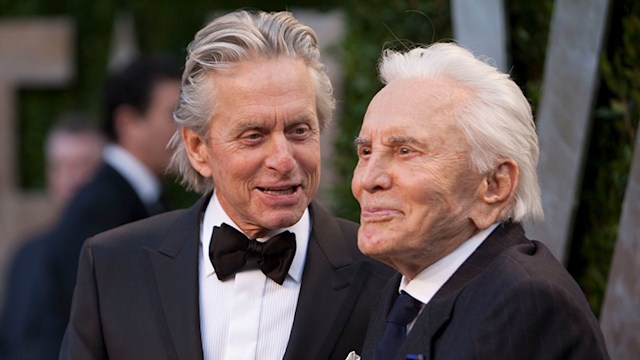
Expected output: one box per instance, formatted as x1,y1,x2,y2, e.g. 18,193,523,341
378,43,543,223
168,10,335,193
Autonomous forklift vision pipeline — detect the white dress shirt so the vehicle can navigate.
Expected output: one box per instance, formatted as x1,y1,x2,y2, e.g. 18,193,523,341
400,223,499,331
102,144,162,205
199,191,310,360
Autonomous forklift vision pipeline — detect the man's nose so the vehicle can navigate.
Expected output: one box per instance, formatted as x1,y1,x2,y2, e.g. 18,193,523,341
356,153,392,193
265,134,296,173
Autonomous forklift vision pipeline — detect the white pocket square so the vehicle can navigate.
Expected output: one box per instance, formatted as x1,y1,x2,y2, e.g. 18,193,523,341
345,351,361,360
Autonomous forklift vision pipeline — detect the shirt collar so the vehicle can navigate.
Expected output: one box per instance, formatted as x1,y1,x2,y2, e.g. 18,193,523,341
399,223,499,304
103,144,161,204
200,190,310,284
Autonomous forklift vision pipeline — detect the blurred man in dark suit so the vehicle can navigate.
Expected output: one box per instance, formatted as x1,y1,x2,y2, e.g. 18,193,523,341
353,43,610,360
45,115,107,211
31,56,180,359
0,115,105,360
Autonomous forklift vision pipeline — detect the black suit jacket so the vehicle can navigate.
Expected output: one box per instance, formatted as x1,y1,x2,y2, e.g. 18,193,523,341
60,194,393,360
361,222,610,360
0,232,60,360
38,163,152,356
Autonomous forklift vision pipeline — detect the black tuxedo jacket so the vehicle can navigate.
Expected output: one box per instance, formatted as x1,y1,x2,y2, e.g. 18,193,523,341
43,163,152,355
60,194,393,360
361,222,610,360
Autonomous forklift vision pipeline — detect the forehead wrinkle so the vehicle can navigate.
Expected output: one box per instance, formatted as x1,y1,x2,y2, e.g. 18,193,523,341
241,122,263,130
389,77,471,122
430,79,472,121
355,128,422,146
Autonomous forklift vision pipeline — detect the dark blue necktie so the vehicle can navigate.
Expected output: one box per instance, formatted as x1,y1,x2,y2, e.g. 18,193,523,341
375,291,423,360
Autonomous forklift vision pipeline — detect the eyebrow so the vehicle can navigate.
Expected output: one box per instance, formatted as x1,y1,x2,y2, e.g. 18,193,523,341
240,123,263,130
353,137,369,146
353,135,419,146
387,136,419,145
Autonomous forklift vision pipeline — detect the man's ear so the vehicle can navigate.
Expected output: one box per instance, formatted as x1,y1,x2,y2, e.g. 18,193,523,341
182,128,212,178
483,159,518,205
470,159,519,229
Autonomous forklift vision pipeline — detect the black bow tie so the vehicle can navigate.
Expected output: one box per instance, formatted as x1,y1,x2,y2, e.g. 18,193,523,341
209,223,296,285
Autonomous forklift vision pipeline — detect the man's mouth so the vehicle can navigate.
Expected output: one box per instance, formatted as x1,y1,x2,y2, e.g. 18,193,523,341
257,185,299,195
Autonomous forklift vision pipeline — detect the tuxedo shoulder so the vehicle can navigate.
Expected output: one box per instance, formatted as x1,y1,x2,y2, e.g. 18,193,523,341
87,208,189,250
468,240,587,303
499,240,571,280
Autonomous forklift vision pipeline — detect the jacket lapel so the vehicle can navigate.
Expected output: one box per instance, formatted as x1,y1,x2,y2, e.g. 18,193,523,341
284,202,368,360
361,274,402,359
142,195,210,360
399,222,529,360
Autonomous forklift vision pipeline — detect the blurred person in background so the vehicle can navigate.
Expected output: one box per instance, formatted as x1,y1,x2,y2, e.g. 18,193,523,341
46,114,107,210
60,10,392,360
34,55,180,358
0,115,105,360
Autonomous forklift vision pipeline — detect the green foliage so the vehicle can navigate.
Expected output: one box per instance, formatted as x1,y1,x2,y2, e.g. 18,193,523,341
506,0,553,107
333,0,451,221
568,0,640,316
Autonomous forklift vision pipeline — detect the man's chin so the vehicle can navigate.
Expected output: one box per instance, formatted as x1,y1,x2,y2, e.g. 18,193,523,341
357,236,389,257
263,209,306,229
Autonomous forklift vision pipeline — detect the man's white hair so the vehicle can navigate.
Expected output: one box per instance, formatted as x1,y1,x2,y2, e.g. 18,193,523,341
378,43,543,223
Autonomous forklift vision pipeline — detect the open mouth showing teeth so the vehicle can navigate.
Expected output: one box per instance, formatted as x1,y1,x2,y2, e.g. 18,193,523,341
258,186,298,195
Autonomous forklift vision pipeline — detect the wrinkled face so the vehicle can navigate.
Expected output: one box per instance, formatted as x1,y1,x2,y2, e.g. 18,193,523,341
187,57,321,238
141,79,180,175
351,78,486,275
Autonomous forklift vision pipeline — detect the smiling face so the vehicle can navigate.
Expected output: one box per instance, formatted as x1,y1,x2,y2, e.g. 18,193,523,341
183,57,321,238
351,78,489,278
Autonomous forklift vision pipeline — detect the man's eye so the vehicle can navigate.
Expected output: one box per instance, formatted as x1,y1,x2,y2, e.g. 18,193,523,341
399,147,411,155
358,147,371,156
296,125,310,134
288,125,311,139
242,132,263,141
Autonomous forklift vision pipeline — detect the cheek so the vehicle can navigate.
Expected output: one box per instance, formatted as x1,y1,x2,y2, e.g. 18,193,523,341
304,153,321,172
210,156,246,182
297,145,321,175
212,149,267,190
351,166,363,197
408,162,459,204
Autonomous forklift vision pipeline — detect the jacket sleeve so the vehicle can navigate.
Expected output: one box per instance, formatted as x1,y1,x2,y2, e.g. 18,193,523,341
59,239,108,360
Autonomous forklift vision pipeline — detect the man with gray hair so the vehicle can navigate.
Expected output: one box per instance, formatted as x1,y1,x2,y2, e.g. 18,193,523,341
352,43,609,359
60,10,391,360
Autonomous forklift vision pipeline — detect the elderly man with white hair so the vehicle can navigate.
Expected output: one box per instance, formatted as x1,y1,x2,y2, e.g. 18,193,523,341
352,43,610,360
